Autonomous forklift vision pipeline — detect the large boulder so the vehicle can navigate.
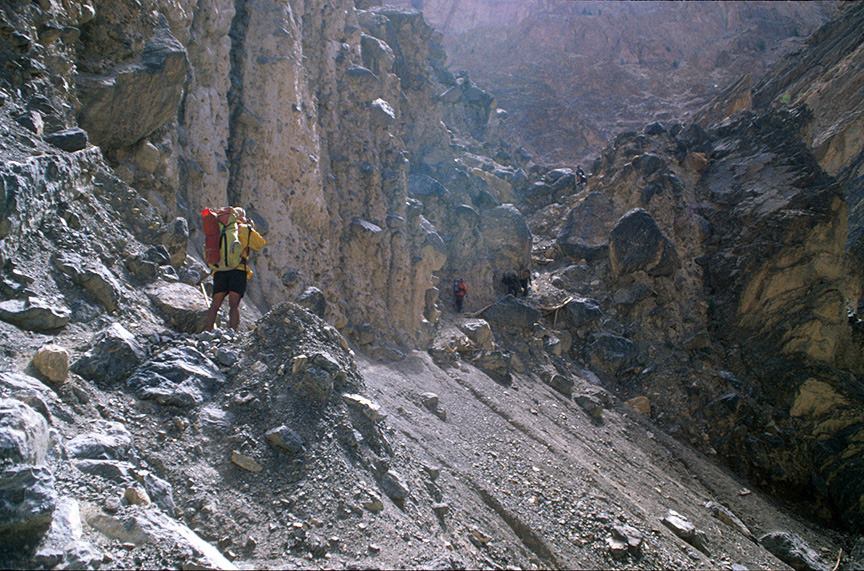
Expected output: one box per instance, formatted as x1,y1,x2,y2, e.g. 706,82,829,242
609,209,677,277
84,506,234,569
472,351,512,384
53,253,122,312
0,373,65,424
33,497,102,569
480,295,541,330
66,421,133,461
759,531,829,571
146,282,209,333
586,333,637,377
480,204,532,270
0,465,57,541
557,192,614,260
73,323,146,384
77,29,188,149
127,347,224,408
0,399,50,467
0,297,70,332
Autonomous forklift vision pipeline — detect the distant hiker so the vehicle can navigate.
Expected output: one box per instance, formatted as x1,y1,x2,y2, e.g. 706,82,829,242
452,278,468,313
201,207,266,331
576,166,588,186
501,271,520,296
518,268,532,297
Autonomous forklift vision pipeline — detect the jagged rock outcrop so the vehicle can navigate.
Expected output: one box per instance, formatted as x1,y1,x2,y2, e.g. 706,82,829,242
534,105,864,528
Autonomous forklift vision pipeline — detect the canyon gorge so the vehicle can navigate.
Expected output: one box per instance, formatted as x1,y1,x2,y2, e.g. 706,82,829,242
0,0,863,569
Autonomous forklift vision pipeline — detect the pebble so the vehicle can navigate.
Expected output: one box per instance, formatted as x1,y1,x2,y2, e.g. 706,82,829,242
124,486,151,506
230,450,263,473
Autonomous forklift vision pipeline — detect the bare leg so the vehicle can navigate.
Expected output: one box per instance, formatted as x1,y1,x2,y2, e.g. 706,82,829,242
228,292,242,330
204,292,227,330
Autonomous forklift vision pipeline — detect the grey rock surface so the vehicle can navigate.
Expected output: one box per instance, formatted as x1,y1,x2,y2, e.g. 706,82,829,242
0,297,70,331
0,399,50,467
73,323,146,384
127,347,224,408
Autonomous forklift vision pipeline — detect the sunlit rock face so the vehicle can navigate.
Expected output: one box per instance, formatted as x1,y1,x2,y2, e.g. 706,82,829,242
40,0,522,347
393,0,840,165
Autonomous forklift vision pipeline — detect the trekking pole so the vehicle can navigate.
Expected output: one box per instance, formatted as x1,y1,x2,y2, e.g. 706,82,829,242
199,283,210,304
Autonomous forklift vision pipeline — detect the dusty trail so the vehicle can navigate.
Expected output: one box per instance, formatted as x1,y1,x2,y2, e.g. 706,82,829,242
358,351,841,569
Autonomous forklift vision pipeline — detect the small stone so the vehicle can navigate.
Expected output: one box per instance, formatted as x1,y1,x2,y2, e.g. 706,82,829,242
264,426,305,456
432,502,449,516
420,392,439,410
361,492,384,513
123,486,151,507
104,497,121,514
611,524,643,554
378,470,409,503
662,510,708,553
625,396,651,416
606,536,629,559
469,527,492,545
704,501,753,539
44,128,88,152
368,544,381,553
230,451,263,473
342,393,386,422
296,287,326,318
32,345,70,384
215,347,239,367
423,465,441,481
575,394,604,421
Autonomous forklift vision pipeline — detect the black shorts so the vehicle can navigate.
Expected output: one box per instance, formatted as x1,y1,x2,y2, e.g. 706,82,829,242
213,269,247,297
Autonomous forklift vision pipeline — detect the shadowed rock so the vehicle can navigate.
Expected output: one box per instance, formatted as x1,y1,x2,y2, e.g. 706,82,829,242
609,209,677,277
73,324,146,385
0,297,70,332
127,347,224,408
759,531,829,571
77,29,187,149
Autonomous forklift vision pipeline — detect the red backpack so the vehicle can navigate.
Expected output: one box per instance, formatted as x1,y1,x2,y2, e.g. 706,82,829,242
201,207,241,267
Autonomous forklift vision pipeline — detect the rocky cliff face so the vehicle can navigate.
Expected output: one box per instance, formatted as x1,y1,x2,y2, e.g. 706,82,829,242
0,0,522,352
520,2,864,530
394,0,840,165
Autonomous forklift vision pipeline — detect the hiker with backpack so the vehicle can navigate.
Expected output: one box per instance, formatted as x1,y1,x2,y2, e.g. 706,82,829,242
453,278,468,313
201,207,266,331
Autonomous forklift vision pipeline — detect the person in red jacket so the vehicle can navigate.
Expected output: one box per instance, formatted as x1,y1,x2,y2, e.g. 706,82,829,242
452,278,468,313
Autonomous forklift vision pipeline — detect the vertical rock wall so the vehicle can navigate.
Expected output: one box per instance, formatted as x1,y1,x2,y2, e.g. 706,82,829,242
52,0,519,346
